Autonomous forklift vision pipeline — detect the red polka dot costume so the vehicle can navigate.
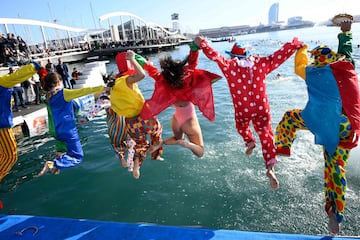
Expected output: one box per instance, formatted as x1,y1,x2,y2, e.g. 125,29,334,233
199,38,301,167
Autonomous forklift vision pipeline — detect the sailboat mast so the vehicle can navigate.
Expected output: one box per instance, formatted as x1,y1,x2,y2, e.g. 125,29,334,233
90,2,97,29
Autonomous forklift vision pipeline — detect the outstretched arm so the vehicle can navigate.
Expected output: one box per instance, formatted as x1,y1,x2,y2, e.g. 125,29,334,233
64,86,104,102
294,45,309,80
126,50,145,85
264,37,303,74
194,35,230,71
187,41,199,70
0,63,38,88
134,53,161,81
338,20,354,66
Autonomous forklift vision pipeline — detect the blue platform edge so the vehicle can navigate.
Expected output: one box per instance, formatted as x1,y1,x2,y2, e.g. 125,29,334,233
0,214,359,240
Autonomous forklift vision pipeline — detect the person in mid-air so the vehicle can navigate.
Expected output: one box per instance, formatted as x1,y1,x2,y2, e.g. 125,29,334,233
109,50,163,179
0,62,40,182
36,72,104,177
275,20,359,234
136,42,221,157
195,35,303,190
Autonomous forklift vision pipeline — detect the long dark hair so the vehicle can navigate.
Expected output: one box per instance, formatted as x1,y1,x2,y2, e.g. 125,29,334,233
160,55,188,89
43,72,62,91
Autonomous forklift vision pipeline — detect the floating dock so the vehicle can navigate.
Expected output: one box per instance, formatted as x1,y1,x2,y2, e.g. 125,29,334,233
0,214,359,240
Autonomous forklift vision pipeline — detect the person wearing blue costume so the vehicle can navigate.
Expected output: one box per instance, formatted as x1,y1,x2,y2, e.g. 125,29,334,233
275,20,360,234
0,63,40,182
36,72,104,177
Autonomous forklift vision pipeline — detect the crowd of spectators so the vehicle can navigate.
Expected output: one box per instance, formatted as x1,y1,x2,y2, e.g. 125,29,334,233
8,57,74,113
0,32,91,67
95,37,180,50
1,31,182,67
0,32,30,67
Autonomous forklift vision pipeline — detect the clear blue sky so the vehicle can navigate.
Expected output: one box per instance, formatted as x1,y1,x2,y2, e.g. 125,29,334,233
1,0,359,42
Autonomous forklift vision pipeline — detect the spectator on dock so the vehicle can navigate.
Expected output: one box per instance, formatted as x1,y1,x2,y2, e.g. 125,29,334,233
31,71,42,105
56,58,71,89
0,33,7,65
6,33,19,58
22,76,33,105
38,61,48,89
70,67,80,88
0,62,40,182
10,67,28,112
194,35,303,190
35,72,104,177
17,35,29,58
45,59,55,73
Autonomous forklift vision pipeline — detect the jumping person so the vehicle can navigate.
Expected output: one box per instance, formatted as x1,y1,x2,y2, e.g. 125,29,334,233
275,20,359,234
0,62,40,182
36,72,104,177
195,35,303,190
136,42,221,157
109,50,163,179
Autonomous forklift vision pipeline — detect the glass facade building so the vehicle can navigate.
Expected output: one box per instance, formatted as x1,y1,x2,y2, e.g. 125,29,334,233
268,3,279,24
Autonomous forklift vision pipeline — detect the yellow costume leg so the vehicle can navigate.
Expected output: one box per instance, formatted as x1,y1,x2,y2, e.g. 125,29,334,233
0,128,17,181
324,114,352,224
275,109,307,156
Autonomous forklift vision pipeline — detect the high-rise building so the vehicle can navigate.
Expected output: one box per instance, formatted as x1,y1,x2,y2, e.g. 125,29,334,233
171,13,180,33
268,2,279,25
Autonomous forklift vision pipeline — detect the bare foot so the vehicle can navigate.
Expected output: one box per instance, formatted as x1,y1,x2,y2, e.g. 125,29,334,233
328,211,340,234
164,136,184,145
155,156,164,161
118,154,127,168
148,139,163,154
245,141,256,156
266,168,279,190
132,167,140,179
35,161,54,177
132,159,140,179
176,139,189,147
55,151,63,159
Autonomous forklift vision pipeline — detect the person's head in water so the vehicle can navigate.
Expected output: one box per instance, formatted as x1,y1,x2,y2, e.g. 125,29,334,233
159,55,189,89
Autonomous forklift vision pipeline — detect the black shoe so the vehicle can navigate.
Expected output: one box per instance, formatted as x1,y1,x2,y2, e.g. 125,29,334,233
22,105,29,109
13,108,20,112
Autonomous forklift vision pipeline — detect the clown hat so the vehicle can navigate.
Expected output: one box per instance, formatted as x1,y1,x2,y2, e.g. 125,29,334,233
225,42,250,58
115,52,136,75
310,45,344,67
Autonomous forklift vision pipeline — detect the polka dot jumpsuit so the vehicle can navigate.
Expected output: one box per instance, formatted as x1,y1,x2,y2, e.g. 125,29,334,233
199,39,300,167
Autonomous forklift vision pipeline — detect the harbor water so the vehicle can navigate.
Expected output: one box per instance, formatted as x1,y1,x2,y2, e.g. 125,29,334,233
1,25,360,236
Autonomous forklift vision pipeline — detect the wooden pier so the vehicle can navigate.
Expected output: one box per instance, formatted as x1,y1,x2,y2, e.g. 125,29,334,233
86,41,192,59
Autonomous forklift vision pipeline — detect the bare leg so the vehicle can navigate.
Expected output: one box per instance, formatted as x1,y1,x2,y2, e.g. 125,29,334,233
35,161,54,177
164,136,183,145
117,153,127,168
148,139,163,154
176,114,204,157
266,164,279,190
177,139,204,158
245,141,256,156
132,157,140,179
328,211,340,234
56,151,63,159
